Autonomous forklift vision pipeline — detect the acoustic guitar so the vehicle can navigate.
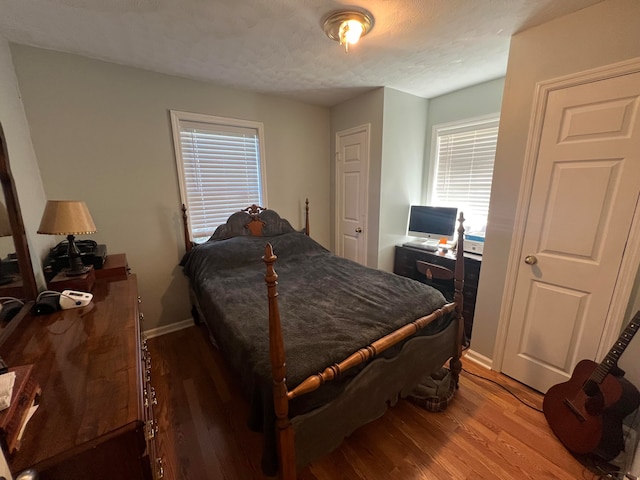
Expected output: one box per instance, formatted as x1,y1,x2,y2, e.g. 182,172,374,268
543,312,640,460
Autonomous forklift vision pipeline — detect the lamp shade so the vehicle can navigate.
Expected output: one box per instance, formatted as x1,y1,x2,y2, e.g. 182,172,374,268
37,200,96,235
0,203,11,237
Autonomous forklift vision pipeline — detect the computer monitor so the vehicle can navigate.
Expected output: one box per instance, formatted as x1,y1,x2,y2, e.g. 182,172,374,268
407,205,458,244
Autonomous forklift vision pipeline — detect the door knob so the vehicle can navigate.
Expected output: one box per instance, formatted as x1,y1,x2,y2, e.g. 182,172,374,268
355,227,362,233
524,255,538,265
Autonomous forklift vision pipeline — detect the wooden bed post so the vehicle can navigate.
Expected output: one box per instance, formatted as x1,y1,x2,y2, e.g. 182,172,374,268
263,244,297,480
304,198,310,236
182,203,193,252
449,212,465,386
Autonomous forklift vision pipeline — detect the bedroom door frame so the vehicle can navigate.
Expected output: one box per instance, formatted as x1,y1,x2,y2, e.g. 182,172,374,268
492,57,640,380
335,124,370,265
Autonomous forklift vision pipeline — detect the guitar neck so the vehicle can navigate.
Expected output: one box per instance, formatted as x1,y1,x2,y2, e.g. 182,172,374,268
591,313,640,384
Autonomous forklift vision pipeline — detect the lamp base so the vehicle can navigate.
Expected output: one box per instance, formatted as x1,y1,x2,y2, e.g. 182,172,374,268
66,234,91,276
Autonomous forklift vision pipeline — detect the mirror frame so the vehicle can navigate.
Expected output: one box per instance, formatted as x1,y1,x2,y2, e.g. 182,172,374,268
0,124,39,333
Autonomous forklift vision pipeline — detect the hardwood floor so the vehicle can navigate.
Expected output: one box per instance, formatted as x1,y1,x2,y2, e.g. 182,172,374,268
149,325,604,480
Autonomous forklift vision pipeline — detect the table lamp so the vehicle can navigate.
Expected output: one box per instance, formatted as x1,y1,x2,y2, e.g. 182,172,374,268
38,200,97,276
0,203,13,285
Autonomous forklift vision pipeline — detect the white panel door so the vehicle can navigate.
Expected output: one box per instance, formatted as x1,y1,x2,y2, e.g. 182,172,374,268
503,71,640,393
336,125,369,265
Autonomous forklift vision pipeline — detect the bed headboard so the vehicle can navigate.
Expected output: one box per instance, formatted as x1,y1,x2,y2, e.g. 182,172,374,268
182,199,310,252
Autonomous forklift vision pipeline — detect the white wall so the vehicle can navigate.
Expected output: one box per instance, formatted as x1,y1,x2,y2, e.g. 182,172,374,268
472,0,640,385
11,44,331,332
329,82,505,274
0,35,50,289
424,77,505,199
330,88,384,267
378,88,428,272
330,87,429,271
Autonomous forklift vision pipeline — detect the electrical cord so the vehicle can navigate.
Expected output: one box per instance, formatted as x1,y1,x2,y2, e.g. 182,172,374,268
461,366,543,412
0,296,24,306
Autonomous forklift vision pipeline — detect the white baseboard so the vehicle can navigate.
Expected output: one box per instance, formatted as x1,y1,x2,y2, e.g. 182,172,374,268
463,348,493,370
144,318,194,339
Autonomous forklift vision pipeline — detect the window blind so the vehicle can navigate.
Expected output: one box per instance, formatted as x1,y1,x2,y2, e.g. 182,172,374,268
173,114,265,244
432,120,499,233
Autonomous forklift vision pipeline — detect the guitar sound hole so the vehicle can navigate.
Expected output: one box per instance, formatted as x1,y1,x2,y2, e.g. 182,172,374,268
583,380,604,415
583,380,599,396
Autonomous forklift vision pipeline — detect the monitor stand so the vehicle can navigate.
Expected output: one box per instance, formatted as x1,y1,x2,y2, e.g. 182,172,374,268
403,239,440,251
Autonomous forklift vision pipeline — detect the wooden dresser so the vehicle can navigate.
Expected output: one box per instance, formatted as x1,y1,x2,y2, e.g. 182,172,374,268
0,267,161,479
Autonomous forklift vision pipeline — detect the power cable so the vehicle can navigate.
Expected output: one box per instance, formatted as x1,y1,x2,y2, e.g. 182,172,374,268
461,366,543,413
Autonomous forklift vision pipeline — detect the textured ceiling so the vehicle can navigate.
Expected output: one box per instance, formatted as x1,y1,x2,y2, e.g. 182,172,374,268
0,0,603,106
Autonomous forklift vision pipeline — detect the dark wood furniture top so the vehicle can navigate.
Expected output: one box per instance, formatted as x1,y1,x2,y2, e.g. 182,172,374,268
0,275,151,478
95,253,129,281
46,253,129,292
47,265,96,293
394,245,481,341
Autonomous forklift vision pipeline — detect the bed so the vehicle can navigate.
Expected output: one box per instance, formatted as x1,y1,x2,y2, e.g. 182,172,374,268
180,201,466,479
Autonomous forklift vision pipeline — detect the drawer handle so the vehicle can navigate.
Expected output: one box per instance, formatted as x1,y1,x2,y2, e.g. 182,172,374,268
138,296,142,304
146,419,158,440
156,457,164,479
139,312,145,322
151,386,158,406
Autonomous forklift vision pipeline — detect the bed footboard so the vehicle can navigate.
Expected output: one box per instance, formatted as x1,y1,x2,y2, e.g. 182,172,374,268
261,212,466,479
292,322,458,468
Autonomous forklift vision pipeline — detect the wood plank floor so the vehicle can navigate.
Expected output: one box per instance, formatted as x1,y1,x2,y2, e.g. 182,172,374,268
148,325,605,479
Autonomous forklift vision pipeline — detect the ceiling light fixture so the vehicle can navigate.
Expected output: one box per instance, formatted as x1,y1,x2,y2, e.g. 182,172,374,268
323,9,374,53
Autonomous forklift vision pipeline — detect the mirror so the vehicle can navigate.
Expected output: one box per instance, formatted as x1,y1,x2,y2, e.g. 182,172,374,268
0,123,39,339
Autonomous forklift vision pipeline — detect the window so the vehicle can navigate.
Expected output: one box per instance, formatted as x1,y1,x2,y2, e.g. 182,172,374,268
171,110,267,244
429,115,499,235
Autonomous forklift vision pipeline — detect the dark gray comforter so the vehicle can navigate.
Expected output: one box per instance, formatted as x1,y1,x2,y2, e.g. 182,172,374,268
181,231,452,473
